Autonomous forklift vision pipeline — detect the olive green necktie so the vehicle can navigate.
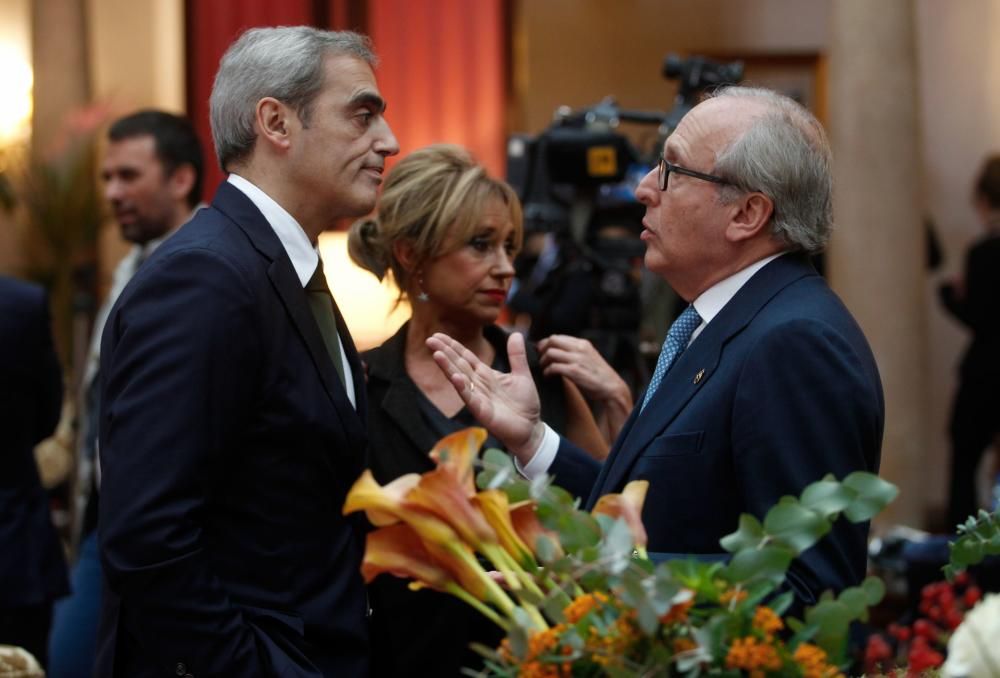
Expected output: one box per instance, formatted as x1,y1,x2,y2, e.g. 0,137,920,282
305,258,346,387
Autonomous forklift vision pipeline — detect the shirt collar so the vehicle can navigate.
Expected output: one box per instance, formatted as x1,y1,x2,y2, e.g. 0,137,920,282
227,173,319,286
689,252,786,340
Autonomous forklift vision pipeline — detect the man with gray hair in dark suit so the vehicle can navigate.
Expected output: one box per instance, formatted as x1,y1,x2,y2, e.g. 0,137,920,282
96,27,398,677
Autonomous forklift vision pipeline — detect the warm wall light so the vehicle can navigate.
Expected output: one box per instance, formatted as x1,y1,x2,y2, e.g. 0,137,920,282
319,231,410,351
0,41,32,147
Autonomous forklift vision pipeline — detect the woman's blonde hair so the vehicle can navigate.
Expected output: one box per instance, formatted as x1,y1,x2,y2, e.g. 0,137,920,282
347,144,523,302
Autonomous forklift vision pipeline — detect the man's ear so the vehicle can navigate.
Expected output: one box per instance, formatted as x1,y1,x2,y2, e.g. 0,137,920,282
255,97,295,152
392,239,419,273
725,192,774,243
167,164,196,204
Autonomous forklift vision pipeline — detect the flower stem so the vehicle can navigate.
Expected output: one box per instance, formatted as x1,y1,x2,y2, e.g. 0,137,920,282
445,583,511,631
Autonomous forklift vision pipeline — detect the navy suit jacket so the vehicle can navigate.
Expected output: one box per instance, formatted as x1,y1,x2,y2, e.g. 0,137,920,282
552,254,884,604
0,276,67,609
96,182,370,677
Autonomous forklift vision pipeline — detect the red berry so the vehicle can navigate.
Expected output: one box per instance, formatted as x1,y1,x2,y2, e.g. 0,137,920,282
964,586,982,607
913,619,938,641
928,605,943,621
954,571,970,586
945,609,964,630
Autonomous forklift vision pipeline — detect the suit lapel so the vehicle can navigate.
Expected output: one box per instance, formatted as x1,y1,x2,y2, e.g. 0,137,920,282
592,254,817,497
212,182,367,449
366,324,440,466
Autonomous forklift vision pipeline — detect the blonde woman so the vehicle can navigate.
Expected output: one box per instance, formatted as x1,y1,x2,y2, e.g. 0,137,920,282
348,144,605,676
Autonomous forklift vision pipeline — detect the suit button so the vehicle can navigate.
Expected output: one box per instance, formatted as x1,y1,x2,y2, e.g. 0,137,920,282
175,663,188,676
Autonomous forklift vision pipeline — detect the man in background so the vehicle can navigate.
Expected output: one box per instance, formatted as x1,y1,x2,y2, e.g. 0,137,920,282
48,110,202,678
97,27,398,676
0,275,67,667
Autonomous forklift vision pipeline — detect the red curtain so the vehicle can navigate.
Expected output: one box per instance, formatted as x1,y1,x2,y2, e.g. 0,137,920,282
186,0,507,198
368,0,507,176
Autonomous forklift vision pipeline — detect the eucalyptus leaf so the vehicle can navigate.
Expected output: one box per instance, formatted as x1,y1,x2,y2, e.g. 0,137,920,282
637,598,660,636
800,478,853,518
768,590,795,617
762,501,831,554
724,544,794,586
861,576,885,605
719,514,765,554
841,472,900,522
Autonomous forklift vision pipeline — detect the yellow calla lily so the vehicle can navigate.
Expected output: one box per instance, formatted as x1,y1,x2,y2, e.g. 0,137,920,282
428,426,487,495
474,489,535,568
591,479,650,549
343,470,421,526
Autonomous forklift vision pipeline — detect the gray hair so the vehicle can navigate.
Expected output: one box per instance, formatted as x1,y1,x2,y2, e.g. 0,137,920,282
209,26,376,171
708,86,833,253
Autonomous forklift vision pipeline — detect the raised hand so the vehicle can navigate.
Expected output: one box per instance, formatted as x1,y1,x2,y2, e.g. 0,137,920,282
426,332,544,464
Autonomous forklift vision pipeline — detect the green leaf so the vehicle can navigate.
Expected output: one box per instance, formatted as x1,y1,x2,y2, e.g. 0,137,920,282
534,534,559,564
841,472,899,522
637,598,659,635
599,517,635,574
724,544,794,586
804,600,851,662
837,587,868,618
719,514,765,554
860,576,885,605
768,590,795,617
762,501,831,554
800,478,854,518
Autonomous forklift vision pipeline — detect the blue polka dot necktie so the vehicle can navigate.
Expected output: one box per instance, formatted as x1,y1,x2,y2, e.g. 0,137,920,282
641,304,702,412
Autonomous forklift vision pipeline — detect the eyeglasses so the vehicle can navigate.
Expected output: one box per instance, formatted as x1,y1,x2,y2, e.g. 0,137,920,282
657,156,730,191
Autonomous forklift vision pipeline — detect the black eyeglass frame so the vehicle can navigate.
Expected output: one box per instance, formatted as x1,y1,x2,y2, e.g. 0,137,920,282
657,156,731,191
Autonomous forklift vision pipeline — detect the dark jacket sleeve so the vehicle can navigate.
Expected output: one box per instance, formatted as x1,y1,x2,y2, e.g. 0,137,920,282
34,287,63,444
98,248,263,674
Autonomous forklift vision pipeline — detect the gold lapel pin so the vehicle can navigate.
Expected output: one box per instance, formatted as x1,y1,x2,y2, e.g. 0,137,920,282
693,369,705,385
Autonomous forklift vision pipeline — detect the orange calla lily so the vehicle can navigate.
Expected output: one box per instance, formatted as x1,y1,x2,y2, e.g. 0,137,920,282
510,500,564,560
429,426,487,495
362,523,454,591
591,479,650,549
405,467,498,548
474,489,535,568
343,470,420,526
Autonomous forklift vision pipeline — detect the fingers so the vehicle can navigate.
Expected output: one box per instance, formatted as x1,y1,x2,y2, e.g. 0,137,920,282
506,332,531,380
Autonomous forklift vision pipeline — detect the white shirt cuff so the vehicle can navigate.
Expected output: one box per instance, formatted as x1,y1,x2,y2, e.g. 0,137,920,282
514,424,559,480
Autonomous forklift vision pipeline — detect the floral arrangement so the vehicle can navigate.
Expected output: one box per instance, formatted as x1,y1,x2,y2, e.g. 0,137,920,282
862,573,983,675
862,506,1000,677
343,427,899,676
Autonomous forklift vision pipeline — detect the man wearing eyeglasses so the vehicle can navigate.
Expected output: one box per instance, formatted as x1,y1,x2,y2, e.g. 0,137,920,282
428,86,885,607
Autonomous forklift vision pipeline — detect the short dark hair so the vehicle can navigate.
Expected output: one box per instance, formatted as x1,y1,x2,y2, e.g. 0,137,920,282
975,155,1000,209
108,110,204,208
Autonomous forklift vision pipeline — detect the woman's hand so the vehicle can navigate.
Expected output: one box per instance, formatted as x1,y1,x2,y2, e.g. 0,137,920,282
538,335,631,404
538,334,634,444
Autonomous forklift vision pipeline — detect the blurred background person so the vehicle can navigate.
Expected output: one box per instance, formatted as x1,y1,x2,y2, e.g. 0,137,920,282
939,154,1000,529
0,275,67,668
347,143,605,677
47,109,203,678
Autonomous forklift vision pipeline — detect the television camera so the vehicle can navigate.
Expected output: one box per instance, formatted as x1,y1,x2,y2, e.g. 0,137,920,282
505,54,743,390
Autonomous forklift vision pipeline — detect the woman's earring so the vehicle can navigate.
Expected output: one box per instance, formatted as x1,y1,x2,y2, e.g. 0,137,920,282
416,274,429,303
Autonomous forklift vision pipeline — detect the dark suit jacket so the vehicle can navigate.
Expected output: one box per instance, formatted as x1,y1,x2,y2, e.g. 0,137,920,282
96,182,370,677
553,254,884,604
0,276,67,609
